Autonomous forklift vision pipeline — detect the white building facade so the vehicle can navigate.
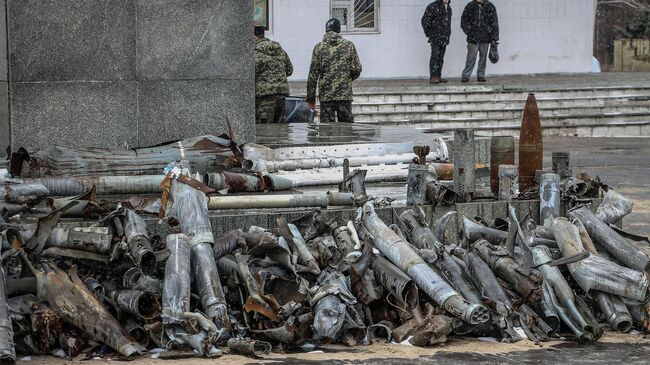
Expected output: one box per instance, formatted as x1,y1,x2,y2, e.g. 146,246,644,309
265,0,597,80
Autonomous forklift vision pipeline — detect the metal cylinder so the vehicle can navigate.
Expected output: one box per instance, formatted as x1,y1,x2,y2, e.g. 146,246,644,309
595,292,633,333
360,202,489,324
552,152,571,178
453,129,476,202
207,192,355,210
123,267,162,295
518,93,543,192
490,136,515,195
595,189,634,225
407,164,429,206
123,209,157,274
539,173,561,226
162,233,192,324
109,289,161,320
498,164,518,200
0,267,15,362
568,206,650,272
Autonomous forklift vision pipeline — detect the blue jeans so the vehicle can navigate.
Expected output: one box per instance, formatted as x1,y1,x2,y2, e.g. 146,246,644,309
462,42,489,80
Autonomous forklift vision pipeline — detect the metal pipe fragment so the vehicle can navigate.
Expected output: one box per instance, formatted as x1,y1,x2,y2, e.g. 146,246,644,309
539,173,561,226
208,192,355,210
462,217,556,247
519,93,543,192
171,175,230,336
227,338,272,358
21,257,145,356
407,164,428,206
399,209,481,304
596,189,634,225
0,266,15,362
490,136,515,195
11,134,238,177
367,321,394,344
109,289,161,320
162,233,220,356
532,246,602,342
453,129,475,202
498,165,518,200
359,202,489,324
123,267,162,295
551,217,648,302
371,256,419,309
123,209,157,274
45,227,112,254
19,175,164,195
568,205,650,272
595,292,633,333
124,316,151,348
472,239,542,302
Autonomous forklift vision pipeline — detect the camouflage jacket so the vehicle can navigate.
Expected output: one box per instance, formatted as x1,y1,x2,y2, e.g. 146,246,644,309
255,38,293,98
307,32,362,103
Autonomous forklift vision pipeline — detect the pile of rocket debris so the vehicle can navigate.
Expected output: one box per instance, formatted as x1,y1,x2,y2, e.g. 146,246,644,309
0,94,649,362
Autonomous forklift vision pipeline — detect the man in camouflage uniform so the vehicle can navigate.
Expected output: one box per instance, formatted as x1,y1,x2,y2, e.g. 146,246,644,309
254,26,293,124
307,18,362,123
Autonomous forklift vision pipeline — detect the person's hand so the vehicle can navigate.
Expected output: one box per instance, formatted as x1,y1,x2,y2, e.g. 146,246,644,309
308,102,316,110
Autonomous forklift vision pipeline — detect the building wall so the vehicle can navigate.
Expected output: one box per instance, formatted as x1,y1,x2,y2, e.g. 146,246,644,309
269,0,597,80
3,0,254,155
613,39,650,71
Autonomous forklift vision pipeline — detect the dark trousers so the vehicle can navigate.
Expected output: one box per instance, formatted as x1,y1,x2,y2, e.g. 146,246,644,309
320,101,354,123
429,42,447,78
462,42,489,80
255,95,286,124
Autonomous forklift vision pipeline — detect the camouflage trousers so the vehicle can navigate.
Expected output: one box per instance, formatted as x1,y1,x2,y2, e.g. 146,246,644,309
320,101,354,123
256,95,286,124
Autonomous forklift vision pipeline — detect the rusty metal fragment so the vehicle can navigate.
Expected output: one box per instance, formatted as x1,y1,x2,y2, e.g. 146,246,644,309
21,256,145,356
227,338,272,358
490,136,515,195
518,93,543,193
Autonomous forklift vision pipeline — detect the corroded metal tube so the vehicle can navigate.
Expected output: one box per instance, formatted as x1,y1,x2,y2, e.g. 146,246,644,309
453,129,476,202
123,209,157,274
490,136,515,195
207,192,355,210
519,93,543,192
23,258,145,356
552,152,571,178
359,202,489,324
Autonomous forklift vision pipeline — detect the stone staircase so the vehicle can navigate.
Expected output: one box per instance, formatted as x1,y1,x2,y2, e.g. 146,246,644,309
290,75,650,137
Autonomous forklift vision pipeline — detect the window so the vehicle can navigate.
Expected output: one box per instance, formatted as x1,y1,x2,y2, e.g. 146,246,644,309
331,0,379,33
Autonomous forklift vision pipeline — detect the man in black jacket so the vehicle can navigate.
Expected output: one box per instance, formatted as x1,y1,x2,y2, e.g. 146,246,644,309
461,0,499,82
422,0,452,84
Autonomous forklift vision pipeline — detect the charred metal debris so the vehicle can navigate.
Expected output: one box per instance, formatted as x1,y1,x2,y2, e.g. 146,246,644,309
0,100,649,361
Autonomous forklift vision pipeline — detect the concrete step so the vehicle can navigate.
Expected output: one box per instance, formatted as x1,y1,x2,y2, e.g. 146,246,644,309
353,99,650,115
354,106,650,123
350,88,650,104
355,112,650,131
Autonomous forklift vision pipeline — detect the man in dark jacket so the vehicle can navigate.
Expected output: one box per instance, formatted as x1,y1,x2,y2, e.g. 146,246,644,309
461,0,499,82
254,26,293,124
422,0,452,84
307,18,362,123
